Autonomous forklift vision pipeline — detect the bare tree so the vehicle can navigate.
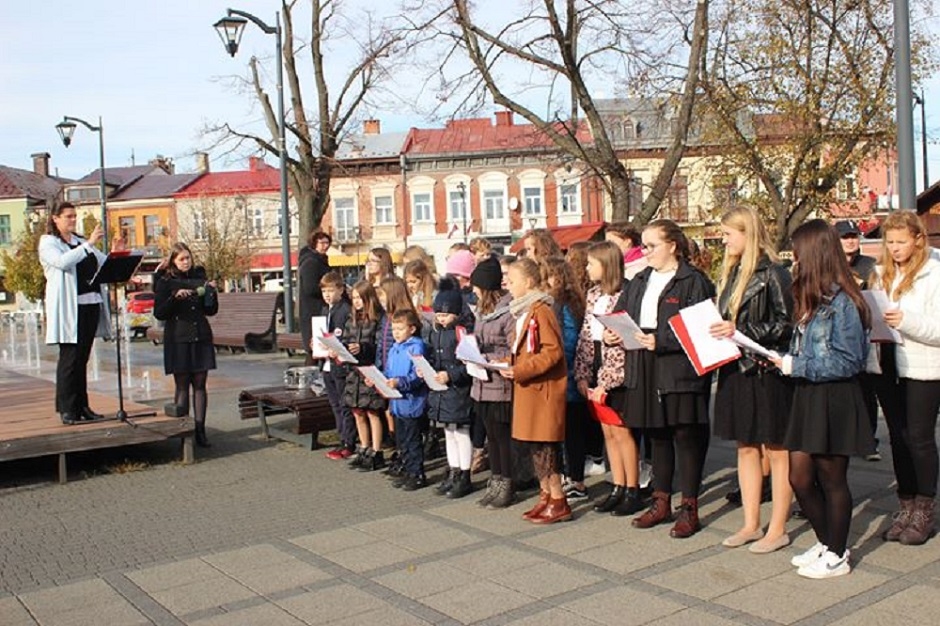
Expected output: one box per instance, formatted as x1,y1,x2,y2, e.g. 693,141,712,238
400,0,709,224
206,0,407,244
177,196,252,284
700,0,935,247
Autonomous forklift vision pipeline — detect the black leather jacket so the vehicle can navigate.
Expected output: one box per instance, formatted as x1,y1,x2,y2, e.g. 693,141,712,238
153,267,219,343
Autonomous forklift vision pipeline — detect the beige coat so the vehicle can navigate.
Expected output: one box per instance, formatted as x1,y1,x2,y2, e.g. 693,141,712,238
510,301,567,442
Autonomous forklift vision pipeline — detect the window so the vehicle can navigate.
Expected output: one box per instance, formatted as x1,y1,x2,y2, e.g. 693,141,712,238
837,175,857,201
144,215,162,245
119,216,136,246
523,187,542,215
250,207,264,237
193,211,207,241
412,192,432,222
711,175,738,211
560,184,580,214
65,187,99,202
375,195,394,225
663,175,689,222
0,215,10,245
483,189,505,220
449,189,467,222
334,197,356,241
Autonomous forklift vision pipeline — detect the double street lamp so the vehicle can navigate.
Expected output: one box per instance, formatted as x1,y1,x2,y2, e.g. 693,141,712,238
214,7,294,333
55,116,108,250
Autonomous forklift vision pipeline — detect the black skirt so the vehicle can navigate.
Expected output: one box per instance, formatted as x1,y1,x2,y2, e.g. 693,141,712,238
164,341,216,375
713,364,793,445
475,400,512,425
783,378,875,457
621,349,709,429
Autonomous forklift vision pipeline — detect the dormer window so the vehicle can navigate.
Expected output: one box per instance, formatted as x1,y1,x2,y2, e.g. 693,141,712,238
622,119,636,140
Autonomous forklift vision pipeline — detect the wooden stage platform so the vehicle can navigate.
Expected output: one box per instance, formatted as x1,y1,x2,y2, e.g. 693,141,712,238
0,368,194,483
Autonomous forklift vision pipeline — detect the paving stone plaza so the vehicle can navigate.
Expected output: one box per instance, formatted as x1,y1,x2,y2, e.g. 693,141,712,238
1,336,939,625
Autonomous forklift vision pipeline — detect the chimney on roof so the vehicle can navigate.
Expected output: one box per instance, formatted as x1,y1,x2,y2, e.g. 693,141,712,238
495,110,514,127
195,152,210,174
149,156,175,174
363,119,381,135
31,152,50,177
248,156,264,171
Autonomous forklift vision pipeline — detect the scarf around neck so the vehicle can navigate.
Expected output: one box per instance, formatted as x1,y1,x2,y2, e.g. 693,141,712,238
509,290,553,319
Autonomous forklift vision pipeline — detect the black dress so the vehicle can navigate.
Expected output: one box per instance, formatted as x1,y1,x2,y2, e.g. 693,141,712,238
153,267,218,375
783,378,875,457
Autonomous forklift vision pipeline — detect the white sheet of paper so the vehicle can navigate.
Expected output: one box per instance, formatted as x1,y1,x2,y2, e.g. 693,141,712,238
677,300,741,366
356,365,402,398
455,334,509,370
863,290,903,343
310,316,329,358
731,330,780,361
594,312,646,350
465,362,489,381
411,355,449,391
315,334,358,363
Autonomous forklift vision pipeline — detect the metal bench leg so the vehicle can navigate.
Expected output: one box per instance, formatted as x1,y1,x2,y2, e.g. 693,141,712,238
58,453,67,484
257,400,271,439
182,435,194,464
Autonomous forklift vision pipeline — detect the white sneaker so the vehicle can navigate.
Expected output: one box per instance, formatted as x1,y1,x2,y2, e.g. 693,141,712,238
790,541,827,568
584,458,606,477
797,549,851,579
639,460,653,490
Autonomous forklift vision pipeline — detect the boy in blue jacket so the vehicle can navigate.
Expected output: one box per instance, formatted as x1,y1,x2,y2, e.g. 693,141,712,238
383,308,429,490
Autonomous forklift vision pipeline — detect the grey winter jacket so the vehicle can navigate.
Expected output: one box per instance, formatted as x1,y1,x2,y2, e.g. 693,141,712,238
470,292,514,403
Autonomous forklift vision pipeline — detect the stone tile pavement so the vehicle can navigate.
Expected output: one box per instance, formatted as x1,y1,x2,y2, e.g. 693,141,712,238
2,341,940,625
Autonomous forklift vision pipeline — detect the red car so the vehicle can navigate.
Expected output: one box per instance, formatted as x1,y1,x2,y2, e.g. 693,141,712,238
126,291,155,314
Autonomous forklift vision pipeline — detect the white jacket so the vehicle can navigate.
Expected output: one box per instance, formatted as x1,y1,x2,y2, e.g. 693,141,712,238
39,234,112,345
867,258,940,380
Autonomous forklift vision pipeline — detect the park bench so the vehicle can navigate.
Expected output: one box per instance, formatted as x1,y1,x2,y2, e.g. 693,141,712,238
277,332,307,357
237,385,335,449
147,292,280,352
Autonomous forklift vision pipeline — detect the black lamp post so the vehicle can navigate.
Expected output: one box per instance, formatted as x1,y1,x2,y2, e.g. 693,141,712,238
55,116,108,249
214,8,294,332
913,89,929,192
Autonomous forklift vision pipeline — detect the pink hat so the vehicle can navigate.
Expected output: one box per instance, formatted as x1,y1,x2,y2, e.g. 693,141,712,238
445,249,477,278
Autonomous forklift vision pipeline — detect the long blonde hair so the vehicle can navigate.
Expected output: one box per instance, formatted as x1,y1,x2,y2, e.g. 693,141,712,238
877,210,931,301
717,207,778,320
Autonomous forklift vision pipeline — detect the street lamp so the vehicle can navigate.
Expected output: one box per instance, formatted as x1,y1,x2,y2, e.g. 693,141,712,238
214,7,294,332
913,89,929,192
55,116,108,249
457,181,468,244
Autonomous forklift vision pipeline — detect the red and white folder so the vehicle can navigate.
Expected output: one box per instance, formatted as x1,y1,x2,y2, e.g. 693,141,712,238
668,300,741,376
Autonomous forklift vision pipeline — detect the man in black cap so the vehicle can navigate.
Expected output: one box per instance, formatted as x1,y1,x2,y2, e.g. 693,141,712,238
835,219,880,461
835,220,876,289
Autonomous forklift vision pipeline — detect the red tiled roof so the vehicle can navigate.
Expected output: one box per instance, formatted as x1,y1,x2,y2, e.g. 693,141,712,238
0,165,65,200
405,114,592,156
175,168,282,198
510,222,606,253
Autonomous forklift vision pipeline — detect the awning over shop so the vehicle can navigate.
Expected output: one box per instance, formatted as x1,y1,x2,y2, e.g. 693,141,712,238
250,252,300,271
510,221,606,253
327,251,404,267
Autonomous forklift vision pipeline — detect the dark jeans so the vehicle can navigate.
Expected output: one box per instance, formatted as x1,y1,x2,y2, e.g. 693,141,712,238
55,303,99,415
395,415,424,476
324,373,355,447
876,375,940,498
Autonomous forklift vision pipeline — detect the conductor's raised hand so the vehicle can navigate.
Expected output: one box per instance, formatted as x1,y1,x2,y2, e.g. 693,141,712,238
87,224,104,247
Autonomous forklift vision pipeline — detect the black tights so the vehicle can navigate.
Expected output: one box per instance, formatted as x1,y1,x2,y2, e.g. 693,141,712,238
789,452,852,555
174,371,209,425
650,424,709,498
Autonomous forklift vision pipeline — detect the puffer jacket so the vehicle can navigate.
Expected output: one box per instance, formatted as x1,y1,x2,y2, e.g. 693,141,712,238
866,258,940,380
427,323,472,424
470,293,514,403
342,314,385,411
788,288,868,382
718,256,793,372
384,335,428,418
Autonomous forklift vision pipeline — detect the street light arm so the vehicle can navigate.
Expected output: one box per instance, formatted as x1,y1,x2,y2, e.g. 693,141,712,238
62,115,101,132
227,8,277,35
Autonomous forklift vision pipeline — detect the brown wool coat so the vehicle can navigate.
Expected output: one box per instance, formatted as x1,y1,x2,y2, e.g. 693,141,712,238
510,301,567,442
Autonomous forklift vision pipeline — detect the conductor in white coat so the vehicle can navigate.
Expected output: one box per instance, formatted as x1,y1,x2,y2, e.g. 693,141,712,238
39,202,112,424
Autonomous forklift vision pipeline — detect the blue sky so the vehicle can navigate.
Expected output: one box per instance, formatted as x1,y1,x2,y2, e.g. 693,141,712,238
2,0,938,191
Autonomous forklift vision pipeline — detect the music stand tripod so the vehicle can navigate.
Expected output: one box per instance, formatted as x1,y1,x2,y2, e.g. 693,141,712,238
89,252,157,425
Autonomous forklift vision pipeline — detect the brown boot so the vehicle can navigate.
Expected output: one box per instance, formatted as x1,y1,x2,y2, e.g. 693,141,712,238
899,496,936,545
530,496,572,524
522,490,550,520
632,491,672,529
670,497,701,538
883,496,916,542
470,448,489,474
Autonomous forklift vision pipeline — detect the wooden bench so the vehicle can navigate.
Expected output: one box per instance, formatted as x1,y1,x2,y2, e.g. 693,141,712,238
148,292,281,352
277,332,307,357
237,385,335,449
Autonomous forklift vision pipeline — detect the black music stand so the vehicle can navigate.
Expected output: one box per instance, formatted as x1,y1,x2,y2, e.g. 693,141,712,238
89,252,156,424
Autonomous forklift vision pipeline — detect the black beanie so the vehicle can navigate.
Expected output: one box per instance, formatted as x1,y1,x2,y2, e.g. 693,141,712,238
470,256,502,291
433,277,464,314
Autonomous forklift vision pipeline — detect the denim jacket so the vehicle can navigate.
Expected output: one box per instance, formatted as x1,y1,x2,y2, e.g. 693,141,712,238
788,288,868,382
